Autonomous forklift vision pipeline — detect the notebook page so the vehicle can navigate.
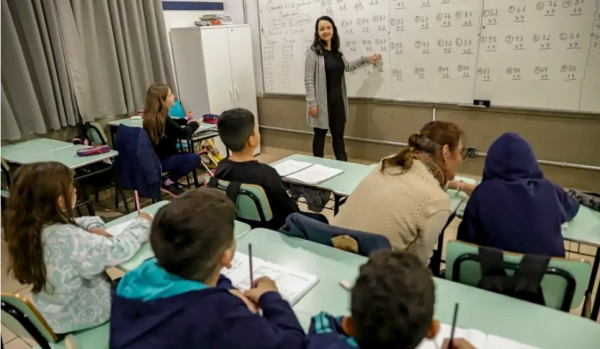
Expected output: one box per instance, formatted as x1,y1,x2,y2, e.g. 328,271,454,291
285,164,343,185
271,160,314,177
484,335,539,349
221,253,318,305
417,323,486,349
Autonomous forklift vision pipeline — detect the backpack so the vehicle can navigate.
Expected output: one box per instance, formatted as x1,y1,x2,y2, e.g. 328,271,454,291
477,246,550,306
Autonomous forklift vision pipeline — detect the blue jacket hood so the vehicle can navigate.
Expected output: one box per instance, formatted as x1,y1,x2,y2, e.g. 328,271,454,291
483,132,543,181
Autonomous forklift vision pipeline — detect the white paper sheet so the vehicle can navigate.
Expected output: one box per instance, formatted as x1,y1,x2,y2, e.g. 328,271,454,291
106,221,135,237
417,323,538,349
271,160,314,177
221,253,318,305
285,164,343,185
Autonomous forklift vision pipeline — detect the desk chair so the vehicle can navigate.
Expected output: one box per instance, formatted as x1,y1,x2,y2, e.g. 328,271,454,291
1,293,109,349
1,157,11,216
207,178,273,227
445,240,591,312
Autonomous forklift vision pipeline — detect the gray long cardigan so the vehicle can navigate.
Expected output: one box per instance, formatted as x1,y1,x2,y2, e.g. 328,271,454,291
304,49,369,129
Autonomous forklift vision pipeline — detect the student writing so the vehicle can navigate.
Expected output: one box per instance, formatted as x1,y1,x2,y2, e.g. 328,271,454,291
4,162,152,334
458,132,579,257
143,83,201,196
110,188,305,349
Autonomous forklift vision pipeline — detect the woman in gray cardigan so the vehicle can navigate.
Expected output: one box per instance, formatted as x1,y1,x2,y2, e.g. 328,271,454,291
304,16,381,161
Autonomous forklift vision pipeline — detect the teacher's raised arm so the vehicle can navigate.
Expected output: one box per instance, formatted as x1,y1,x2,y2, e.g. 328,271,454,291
304,16,381,162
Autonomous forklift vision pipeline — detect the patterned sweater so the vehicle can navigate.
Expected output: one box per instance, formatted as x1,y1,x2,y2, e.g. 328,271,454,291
33,216,150,334
332,160,451,264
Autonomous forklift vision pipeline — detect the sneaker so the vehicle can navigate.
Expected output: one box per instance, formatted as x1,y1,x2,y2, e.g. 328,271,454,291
161,183,184,197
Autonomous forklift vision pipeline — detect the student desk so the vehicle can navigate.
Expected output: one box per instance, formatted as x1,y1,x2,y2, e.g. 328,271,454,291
1,138,74,163
239,228,600,349
1,141,126,215
112,201,252,272
269,154,377,214
107,118,218,153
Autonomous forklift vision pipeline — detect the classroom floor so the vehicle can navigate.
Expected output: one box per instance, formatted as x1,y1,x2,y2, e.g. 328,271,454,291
1,150,599,347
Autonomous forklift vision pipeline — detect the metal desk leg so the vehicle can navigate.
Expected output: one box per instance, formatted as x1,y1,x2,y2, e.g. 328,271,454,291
334,195,341,215
586,250,600,319
112,164,130,214
77,181,95,216
109,126,117,148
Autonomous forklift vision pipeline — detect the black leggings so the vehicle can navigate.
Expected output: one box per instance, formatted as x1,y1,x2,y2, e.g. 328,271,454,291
312,98,347,161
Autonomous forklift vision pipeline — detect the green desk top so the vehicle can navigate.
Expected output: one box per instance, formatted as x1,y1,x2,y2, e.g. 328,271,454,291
112,201,252,271
1,139,73,163
107,117,216,134
563,206,600,247
239,228,600,349
14,145,119,169
270,154,379,196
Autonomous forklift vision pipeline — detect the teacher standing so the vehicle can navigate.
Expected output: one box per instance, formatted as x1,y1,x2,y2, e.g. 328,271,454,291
304,16,381,161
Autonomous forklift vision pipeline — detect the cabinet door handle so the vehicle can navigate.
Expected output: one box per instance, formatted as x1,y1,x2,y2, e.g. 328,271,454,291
229,87,233,104
235,86,240,101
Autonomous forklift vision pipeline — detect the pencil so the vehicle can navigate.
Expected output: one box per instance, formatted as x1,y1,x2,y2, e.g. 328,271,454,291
448,303,459,349
134,190,141,215
249,243,254,287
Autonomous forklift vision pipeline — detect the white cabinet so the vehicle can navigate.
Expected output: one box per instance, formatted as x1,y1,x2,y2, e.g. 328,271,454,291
170,25,260,155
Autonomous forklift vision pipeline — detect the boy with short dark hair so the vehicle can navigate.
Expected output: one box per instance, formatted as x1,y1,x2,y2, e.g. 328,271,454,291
215,108,299,229
305,250,474,349
110,188,305,349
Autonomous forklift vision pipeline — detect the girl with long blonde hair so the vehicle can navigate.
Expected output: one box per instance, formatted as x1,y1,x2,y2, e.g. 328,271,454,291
143,83,201,196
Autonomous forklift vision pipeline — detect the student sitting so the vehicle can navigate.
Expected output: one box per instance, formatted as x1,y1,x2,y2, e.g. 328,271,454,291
143,83,201,196
214,108,301,229
110,188,305,349
304,250,474,349
4,162,152,334
458,132,579,257
332,121,466,265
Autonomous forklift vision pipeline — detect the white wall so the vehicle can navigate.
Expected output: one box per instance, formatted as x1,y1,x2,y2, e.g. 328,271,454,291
222,0,245,24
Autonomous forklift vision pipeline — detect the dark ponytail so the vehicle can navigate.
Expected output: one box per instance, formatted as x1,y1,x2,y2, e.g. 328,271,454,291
381,121,463,173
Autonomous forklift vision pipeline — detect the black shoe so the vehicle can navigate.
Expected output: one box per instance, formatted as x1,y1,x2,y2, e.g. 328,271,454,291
161,183,184,197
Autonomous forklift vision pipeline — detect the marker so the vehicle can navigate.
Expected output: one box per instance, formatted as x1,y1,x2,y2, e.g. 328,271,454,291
448,303,459,349
134,190,141,215
249,243,254,287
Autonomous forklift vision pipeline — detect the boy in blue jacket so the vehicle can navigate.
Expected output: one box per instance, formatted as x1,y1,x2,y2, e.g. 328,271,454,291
304,250,475,349
457,132,579,257
110,188,305,349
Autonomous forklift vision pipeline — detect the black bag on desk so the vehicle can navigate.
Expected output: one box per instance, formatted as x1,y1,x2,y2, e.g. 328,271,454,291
567,189,600,212
477,246,550,306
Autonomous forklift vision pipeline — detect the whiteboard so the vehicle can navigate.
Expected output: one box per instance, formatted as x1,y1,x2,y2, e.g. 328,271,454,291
257,0,600,113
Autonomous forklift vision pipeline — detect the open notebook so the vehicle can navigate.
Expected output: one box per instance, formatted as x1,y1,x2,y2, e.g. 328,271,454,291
417,323,538,349
106,220,139,237
271,160,343,185
221,252,318,305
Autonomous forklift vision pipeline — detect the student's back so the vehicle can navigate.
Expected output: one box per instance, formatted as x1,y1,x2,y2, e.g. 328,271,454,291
458,133,579,257
214,108,298,229
110,189,304,349
215,158,298,229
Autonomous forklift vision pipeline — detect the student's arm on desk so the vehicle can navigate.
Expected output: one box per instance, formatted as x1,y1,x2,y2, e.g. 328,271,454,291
222,292,305,349
553,184,579,223
74,216,105,230
165,116,199,139
70,218,151,278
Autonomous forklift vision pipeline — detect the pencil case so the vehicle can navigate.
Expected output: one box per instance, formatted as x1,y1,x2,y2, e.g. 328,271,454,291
202,114,219,124
76,145,111,157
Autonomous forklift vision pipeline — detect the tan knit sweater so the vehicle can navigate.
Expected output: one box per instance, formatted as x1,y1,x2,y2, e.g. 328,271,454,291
332,160,451,264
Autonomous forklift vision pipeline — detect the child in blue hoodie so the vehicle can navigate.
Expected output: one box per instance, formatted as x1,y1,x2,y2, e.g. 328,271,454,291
457,132,579,257
110,188,305,349
304,250,475,349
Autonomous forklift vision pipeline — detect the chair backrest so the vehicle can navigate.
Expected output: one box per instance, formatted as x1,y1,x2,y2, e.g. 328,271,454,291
445,240,591,311
1,293,57,348
1,156,10,187
209,179,273,222
86,122,108,145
